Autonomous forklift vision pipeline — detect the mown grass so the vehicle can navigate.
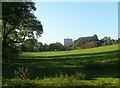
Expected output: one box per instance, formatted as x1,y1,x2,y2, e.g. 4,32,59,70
2,44,119,87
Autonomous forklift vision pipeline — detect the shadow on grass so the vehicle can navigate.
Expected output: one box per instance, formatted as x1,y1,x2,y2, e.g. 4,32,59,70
2,50,119,80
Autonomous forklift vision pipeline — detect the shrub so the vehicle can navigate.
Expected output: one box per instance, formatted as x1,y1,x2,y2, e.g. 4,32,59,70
15,67,29,79
72,72,85,80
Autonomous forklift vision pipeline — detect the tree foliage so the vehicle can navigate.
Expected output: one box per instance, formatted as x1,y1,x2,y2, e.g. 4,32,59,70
73,34,99,49
20,42,65,52
20,39,38,52
72,34,117,49
2,2,43,60
49,42,65,51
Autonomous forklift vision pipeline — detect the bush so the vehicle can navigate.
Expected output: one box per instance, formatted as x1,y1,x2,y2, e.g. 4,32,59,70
15,67,29,79
73,72,85,80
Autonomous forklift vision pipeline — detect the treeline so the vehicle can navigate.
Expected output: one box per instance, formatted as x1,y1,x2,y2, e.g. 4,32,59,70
20,40,66,52
20,34,119,52
72,34,119,49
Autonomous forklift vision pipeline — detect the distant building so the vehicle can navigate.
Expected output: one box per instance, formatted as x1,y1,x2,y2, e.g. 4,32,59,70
64,38,73,46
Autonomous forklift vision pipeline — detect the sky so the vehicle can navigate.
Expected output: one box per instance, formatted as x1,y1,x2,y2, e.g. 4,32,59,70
34,2,118,45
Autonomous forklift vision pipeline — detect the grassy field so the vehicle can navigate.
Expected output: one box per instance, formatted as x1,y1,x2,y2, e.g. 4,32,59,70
2,44,119,88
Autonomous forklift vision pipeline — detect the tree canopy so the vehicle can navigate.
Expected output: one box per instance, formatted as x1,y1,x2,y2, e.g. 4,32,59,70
72,34,117,49
2,2,43,60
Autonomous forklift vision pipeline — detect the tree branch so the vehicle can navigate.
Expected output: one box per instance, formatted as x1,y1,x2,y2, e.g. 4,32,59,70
8,35,26,44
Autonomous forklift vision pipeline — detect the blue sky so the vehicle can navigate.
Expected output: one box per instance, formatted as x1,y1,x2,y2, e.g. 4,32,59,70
34,2,118,45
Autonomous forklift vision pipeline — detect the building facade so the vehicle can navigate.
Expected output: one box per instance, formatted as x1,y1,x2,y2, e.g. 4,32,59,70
64,38,73,46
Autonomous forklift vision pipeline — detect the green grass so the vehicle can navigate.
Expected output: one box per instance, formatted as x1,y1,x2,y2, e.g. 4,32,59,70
21,44,118,57
2,44,119,87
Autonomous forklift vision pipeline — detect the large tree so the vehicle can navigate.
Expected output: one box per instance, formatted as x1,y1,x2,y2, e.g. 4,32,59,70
2,2,43,60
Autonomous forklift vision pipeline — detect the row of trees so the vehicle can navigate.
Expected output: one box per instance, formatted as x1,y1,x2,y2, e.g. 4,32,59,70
20,39,65,52
72,34,119,49
20,34,119,52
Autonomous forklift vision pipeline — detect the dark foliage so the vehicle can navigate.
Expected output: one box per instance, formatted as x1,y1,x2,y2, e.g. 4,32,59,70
2,2,43,60
72,34,118,49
